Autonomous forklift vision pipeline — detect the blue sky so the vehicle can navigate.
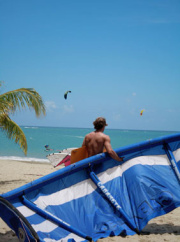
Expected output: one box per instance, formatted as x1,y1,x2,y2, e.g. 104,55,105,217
0,0,180,131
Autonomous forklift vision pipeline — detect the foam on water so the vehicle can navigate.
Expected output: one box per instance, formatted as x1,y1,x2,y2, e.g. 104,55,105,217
0,156,49,163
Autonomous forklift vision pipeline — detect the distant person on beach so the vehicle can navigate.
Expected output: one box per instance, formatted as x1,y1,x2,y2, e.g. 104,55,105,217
82,117,123,162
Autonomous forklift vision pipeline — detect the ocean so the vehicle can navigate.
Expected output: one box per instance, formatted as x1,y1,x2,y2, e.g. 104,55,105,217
0,126,178,163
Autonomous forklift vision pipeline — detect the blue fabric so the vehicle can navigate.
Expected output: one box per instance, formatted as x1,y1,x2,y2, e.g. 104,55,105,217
1,133,180,241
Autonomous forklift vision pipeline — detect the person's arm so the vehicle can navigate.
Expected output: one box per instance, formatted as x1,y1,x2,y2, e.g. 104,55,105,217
104,136,123,162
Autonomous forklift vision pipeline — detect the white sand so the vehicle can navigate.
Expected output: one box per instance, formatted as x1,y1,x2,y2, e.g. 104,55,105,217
0,159,180,241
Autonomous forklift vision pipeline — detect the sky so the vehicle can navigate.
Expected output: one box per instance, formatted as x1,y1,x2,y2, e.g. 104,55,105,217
0,0,180,131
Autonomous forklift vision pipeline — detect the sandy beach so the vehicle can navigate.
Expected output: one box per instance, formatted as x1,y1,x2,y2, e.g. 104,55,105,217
0,159,180,242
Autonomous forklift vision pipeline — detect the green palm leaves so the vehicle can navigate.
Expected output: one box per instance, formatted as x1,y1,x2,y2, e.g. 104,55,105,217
0,82,46,155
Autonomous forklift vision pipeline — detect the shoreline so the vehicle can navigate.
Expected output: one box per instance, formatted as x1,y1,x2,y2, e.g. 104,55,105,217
0,156,49,163
1,159,180,241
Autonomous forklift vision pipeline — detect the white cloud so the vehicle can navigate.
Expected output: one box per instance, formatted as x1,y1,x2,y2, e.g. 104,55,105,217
63,105,74,114
126,98,131,104
112,113,121,121
132,92,136,96
45,101,57,111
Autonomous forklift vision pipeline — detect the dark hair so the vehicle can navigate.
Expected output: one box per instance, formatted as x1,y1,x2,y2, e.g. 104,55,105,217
93,117,108,130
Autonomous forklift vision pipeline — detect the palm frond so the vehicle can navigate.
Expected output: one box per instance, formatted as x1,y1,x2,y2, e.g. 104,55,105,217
0,113,27,155
0,88,46,117
0,84,46,155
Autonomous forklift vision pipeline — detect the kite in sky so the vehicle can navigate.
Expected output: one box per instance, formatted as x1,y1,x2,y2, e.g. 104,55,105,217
140,109,145,116
64,90,71,99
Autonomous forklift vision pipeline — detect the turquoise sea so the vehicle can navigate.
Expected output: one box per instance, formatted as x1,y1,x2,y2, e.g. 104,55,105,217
0,126,179,163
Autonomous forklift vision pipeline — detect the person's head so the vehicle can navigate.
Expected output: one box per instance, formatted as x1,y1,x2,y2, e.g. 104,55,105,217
93,117,108,131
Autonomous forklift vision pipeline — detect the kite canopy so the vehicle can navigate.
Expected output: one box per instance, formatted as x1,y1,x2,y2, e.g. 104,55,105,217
140,109,145,115
1,133,180,241
64,90,71,99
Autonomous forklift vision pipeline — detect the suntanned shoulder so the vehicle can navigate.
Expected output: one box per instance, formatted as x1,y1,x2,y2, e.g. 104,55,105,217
82,132,94,146
85,132,95,140
103,133,110,140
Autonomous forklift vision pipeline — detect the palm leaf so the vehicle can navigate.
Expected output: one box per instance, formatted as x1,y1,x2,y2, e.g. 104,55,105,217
0,83,46,155
0,113,27,155
0,88,46,117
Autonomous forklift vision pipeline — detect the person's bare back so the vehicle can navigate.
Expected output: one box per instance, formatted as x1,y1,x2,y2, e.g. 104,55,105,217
82,117,123,162
82,131,107,157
